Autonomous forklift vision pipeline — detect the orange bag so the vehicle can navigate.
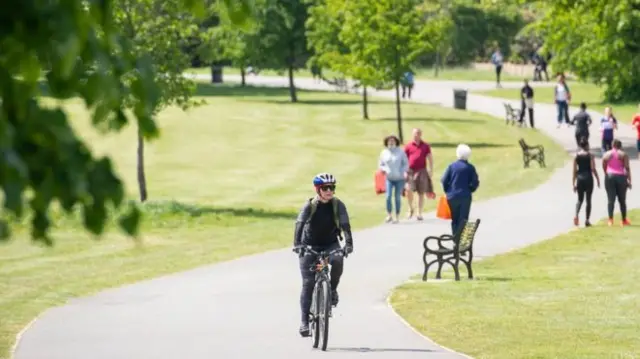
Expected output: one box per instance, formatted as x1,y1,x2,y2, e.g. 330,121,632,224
375,170,386,195
436,195,451,220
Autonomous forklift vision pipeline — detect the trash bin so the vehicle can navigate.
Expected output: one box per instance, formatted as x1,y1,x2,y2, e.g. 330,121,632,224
211,65,223,83
453,89,467,110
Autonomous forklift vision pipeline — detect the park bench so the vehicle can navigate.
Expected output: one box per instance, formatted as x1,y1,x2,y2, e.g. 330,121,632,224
422,219,481,281
518,138,546,168
503,102,522,126
322,76,351,93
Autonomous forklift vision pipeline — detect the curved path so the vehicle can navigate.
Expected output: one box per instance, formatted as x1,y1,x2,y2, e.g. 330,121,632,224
14,76,640,359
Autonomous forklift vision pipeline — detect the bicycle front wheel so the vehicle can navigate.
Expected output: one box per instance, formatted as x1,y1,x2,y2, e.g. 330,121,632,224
311,284,320,348
319,279,331,351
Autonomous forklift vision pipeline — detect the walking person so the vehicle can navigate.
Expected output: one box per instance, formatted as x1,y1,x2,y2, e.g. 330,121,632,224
572,137,600,227
602,139,632,226
519,79,535,128
491,48,504,88
571,102,592,148
378,135,409,223
631,103,640,156
404,128,434,221
401,70,415,99
600,106,618,153
441,144,480,234
554,74,571,128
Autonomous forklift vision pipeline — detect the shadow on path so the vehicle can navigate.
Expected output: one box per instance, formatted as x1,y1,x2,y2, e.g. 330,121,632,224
328,347,437,353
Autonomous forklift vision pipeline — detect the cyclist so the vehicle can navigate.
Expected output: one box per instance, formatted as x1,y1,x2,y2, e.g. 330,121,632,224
293,172,354,337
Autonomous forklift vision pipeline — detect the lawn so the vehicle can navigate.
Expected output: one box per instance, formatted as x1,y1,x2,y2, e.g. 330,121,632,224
476,81,639,121
0,84,566,358
186,65,524,82
391,210,640,359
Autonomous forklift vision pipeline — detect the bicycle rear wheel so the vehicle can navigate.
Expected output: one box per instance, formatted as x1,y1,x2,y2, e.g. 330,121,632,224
311,284,320,348
319,280,331,351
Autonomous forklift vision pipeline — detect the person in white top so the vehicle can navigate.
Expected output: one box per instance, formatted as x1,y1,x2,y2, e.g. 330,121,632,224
554,73,571,128
378,135,409,223
491,48,504,88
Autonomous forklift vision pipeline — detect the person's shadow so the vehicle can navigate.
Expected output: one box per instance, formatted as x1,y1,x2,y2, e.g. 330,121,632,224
327,347,436,353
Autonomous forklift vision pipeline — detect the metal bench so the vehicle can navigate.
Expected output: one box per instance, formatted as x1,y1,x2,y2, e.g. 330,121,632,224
518,138,545,168
422,219,481,281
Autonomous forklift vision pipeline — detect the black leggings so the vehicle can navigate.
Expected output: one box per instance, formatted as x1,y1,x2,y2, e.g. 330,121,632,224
299,242,343,322
576,177,593,220
496,65,502,83
602,138,613,152
605,174,628,220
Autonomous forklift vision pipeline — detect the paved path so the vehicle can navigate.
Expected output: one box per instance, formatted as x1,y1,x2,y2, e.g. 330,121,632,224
14,76,640,359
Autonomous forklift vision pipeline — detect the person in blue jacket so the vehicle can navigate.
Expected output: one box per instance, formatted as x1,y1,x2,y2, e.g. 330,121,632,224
441,144,480,234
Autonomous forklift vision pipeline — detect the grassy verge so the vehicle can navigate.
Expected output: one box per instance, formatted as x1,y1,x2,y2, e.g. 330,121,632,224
476,82,639,121
0,84,566,358
186,66,524,82
391,210,640,359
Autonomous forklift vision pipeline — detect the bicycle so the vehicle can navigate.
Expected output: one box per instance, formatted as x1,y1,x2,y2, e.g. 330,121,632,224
295,245,347,351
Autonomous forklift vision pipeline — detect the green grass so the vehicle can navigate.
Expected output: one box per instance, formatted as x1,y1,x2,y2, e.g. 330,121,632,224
0,84,566,358
186,66,524,82
391,210,640,359
476,82,640,121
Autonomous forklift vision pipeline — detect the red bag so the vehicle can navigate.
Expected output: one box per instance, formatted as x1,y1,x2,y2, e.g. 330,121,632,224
375,170,386,194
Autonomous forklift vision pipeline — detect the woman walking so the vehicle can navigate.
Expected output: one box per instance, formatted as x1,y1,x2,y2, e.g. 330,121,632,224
600,106,618,153
379,135,409,223
573,137,600,227
441,144,480,234
602,139,632,226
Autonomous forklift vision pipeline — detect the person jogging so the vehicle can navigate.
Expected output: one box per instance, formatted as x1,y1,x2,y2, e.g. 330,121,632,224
632,104,640,155
602,139,632,226
571,102,592,148
572,137,600,227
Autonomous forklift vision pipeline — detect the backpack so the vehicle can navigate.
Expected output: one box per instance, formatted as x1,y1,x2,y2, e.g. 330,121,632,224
306,197,342,238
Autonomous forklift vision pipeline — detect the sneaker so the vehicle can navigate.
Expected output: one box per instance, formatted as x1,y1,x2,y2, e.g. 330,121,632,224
573,217,579,226
331,289,339,307
299,322,310,337
585,221,592,227
385,216,392,223
607,219,614,226
622,219,631,226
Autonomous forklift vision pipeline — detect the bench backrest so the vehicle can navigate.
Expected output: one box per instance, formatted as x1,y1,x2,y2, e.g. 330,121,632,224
456,219,481,252
518,138,528,150
503,103,511,111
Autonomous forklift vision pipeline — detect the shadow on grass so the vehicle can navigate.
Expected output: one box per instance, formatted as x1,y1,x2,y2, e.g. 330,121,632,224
194,83,295,97
376,116,486,124
262,98,387,106
429,142,512,149
141,200,297,220
328,347,436,353
475,276,513,282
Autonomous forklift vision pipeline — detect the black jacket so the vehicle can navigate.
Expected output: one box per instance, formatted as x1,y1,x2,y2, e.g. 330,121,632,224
293,197,353,248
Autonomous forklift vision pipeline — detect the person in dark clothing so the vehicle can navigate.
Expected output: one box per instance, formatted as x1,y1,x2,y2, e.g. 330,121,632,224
602,140,632,226
293,172,354,337
441,144,480,234
571,102,592,148
572,137,600,227
519,79,535,128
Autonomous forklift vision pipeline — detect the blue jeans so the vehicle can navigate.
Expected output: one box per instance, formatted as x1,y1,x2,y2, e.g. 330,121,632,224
636,139,640,152
556,100,569,124
385,179,405,215
448,196,472,235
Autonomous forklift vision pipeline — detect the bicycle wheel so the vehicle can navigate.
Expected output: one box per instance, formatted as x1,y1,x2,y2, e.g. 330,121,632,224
319,279,331,351
311,283,321,348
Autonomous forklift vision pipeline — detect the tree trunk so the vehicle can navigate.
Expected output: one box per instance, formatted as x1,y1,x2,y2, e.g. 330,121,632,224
240,67,246,86
394,80,404,143
136,128,148,202
434,51,440,78
362,86,369,120
288,64,297,103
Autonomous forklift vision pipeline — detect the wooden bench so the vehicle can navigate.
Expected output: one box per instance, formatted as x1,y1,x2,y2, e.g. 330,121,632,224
518,138,546,168
422,219,481,281
322,76,351,93
503,103,522,126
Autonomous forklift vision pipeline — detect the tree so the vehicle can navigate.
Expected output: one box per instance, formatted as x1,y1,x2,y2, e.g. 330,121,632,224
338,0,434,143
530,0,640,102
0,0,252,244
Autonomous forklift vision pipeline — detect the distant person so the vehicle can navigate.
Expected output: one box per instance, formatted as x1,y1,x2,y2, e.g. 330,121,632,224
602,139,632,226
491,48,504,88
519,79,535,128
632,104,640,155
378,135,409,223
404,128,434,221
401,70,415,99
572,137,600,227
532,52,549,82
600,106,618,153
246,65,260,76
311,64,323,83
441,144,480,234
571,102,592,148
554,74,571,128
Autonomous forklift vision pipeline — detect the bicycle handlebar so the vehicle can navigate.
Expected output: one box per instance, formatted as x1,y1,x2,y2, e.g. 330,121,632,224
293,245,348,258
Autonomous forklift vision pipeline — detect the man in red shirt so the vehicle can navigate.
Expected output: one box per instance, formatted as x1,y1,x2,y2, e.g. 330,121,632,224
633,104,640,155
404,128,434,220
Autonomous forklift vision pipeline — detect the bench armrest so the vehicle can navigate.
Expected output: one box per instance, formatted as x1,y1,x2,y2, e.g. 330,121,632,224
424,234,455,250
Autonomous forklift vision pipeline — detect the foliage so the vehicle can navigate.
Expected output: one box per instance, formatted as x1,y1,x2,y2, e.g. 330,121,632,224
531,0,640,102
0,0,252,244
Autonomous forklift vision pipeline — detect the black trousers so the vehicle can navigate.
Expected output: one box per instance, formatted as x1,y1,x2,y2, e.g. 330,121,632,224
605,174,628,220
575,132,589,148
602,138,613,153
448,196,472,235
519,99,534,128
299,241,343,322
575,176,593,220
495,65,503,84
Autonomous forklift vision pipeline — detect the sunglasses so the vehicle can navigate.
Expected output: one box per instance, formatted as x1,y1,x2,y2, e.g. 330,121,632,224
320,185,336,192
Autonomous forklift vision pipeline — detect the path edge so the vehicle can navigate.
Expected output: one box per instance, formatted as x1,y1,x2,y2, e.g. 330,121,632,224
10,316,40,359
